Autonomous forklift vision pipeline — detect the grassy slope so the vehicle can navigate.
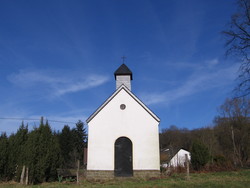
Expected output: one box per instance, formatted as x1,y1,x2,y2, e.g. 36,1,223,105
0,170,249,188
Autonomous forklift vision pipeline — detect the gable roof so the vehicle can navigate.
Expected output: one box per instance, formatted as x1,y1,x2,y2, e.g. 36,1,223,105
86,85,160,123
114,64,133,80
173,149,190,156
169,149,191,167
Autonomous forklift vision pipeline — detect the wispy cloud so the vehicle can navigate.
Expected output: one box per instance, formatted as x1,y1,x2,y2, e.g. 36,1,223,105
0,113,88,135
2,69,108,134
205,58,219,67
165,58,220,71
56,75,108,96
0,99,88,134
8,69,109,97
140,60,239,106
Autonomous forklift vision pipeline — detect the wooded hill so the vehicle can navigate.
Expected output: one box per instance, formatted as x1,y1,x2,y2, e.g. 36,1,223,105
160,98,250,169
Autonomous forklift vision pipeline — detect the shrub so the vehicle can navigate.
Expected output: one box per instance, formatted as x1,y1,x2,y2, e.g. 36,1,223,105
191,141,209,171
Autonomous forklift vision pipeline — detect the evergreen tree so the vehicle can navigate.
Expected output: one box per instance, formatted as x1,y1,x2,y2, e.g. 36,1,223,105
0,132,8,181
7,122,28,181
25,126,39,184
0,118,86,183
72,120,87,165
48,131,61,181
26,118,60,184
58,120,87,168
191,141,210,171
58,125,74,168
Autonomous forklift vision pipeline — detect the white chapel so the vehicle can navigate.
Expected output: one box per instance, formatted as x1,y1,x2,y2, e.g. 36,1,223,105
86,64,160,179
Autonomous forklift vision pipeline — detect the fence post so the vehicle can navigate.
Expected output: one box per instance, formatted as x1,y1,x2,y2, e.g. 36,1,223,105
185,154,190,180
77,160,80,184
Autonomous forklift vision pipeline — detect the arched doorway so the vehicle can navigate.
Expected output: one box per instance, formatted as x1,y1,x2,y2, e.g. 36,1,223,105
114,137,133,177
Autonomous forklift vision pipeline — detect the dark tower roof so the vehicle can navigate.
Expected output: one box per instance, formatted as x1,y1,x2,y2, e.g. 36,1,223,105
114,64,133,80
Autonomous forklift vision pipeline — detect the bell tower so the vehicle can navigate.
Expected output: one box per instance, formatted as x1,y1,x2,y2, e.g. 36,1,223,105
114,64,133,90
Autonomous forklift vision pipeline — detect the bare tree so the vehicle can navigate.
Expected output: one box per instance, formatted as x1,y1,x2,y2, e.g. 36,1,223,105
219,97,250,166
223,0,250,96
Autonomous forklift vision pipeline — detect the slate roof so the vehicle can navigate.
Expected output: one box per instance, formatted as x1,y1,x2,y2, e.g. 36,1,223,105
114,64,133,80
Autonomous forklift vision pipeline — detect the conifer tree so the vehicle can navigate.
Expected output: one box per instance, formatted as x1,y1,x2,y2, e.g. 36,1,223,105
7,122,28,181
191,141,210,170
25,118,60,184
0,132,8,181
25,126,39,184
58,125,74,168
72,120,87,165
58,120,87,168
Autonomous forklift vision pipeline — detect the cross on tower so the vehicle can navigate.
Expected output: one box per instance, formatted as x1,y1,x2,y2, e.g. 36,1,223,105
121,56,126,64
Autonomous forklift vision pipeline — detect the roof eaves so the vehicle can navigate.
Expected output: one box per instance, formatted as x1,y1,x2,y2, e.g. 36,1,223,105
86,85,125,123
121,87,160,122
86,85,160,124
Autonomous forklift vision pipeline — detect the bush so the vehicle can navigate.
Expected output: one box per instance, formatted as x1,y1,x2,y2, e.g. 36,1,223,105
191,141,209,171
203,155,236,172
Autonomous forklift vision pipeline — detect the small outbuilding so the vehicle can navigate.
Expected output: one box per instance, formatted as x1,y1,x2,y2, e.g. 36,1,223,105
86,64,160,179
162,149,191,168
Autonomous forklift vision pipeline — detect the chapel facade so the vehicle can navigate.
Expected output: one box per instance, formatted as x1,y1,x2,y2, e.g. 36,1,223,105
86,64,160,179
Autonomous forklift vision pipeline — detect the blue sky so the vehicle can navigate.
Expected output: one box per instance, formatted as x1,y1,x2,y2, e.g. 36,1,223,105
0,0,239,134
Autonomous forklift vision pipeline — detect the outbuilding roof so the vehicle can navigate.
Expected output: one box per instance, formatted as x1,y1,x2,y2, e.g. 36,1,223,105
114,64,133,80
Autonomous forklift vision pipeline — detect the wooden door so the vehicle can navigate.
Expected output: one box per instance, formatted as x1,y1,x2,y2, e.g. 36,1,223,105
114,137,133,177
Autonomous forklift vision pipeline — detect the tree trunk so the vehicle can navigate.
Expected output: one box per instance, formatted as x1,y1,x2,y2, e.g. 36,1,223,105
185,154,190,181
20,165,25,184
231,126,237,166
231,125,243,167
25,167,29,185
77,160,80,184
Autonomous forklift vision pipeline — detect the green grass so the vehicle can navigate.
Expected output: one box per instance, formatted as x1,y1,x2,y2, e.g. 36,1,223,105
0,170,250,188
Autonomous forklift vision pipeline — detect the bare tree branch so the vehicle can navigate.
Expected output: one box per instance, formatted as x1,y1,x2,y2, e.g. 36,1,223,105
223,0,250,97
